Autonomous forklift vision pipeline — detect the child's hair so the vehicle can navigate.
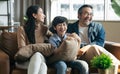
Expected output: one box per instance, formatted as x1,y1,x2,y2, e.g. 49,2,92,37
52,16,68,27
50,16,68,33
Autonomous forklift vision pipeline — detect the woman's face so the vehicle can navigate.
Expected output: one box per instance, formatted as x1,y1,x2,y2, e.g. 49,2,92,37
33,8,45,23
54,22,67,37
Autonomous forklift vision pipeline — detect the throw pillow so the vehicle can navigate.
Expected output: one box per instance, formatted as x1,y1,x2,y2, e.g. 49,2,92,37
47,33,80,64
15,43,54,63
0,32,18,57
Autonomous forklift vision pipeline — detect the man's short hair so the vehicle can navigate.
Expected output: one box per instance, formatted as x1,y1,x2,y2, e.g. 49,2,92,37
78,4,93,14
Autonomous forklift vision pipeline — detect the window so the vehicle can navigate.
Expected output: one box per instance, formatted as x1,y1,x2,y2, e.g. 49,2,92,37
0,0,14,26
0,1,8,26
51,0,120,21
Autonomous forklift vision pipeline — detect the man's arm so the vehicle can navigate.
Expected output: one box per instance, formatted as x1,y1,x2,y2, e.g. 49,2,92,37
89,23,105,47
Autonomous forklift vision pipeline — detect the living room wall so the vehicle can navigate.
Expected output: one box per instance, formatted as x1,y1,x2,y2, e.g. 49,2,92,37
101,21,120,43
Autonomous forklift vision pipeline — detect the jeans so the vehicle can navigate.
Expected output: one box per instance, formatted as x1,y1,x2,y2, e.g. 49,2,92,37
54,61,67,74
67,60,89,74
52,60,89,74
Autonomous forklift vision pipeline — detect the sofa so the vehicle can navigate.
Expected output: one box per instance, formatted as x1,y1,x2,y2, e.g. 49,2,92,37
0,30,120,74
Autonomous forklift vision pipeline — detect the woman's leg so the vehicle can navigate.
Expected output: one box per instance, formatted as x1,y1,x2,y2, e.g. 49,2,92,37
67,60,89,74
28,52,47,74
38,62,47,74
54,61,67,74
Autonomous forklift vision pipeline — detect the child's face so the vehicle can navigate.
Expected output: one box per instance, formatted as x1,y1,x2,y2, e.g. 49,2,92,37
54,22,67,37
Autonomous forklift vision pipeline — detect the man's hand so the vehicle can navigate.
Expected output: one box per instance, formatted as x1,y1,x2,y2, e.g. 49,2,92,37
77,49,84,57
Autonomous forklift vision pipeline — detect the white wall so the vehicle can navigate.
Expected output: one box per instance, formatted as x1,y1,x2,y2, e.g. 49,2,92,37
101,21,120,43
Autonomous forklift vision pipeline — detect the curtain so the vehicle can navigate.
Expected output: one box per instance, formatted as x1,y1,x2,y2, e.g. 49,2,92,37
14,0,51,26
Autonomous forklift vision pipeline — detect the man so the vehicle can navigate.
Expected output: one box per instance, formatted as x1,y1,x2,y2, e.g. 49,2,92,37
67,4,119,74
67,4,105,62
67,4,105,48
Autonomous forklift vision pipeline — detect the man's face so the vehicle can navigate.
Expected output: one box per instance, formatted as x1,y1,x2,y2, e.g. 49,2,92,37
78,7,93,26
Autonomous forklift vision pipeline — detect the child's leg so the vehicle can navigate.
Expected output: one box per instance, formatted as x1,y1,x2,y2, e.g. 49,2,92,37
67,60,89,74
54,61,67,74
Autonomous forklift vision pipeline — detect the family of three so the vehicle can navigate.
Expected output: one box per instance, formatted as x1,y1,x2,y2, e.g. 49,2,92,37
15,4,119,74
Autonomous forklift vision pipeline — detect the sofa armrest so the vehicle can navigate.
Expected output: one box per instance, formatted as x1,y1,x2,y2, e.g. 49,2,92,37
0,50,10,74
104,41,120,60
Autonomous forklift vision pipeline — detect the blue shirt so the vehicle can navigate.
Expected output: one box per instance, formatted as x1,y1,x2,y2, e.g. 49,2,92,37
49,34,67,48
67,21,105,47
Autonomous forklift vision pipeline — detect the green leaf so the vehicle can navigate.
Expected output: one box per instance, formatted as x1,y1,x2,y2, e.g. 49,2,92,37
111,0,120,17
90,53,112,69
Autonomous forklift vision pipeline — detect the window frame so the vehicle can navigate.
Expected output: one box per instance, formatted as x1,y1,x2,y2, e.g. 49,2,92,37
50,0,120,21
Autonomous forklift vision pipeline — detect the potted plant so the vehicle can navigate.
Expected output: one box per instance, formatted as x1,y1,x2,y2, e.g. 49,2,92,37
90,53,113,74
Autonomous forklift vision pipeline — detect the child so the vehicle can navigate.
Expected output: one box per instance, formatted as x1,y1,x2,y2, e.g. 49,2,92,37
48,16,89,74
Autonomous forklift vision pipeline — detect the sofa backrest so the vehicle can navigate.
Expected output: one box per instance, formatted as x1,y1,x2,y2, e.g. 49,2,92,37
0,32,18,57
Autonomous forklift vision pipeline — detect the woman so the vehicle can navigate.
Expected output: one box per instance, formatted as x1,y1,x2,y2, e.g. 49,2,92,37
16,5,53,74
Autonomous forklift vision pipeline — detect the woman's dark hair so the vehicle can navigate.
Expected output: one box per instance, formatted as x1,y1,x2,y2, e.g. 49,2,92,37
24,5,40,44
78,4,93,14
50,16,68,33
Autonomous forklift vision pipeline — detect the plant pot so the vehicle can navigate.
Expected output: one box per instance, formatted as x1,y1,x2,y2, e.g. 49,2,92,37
98,69,109,74
98,65,116,74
